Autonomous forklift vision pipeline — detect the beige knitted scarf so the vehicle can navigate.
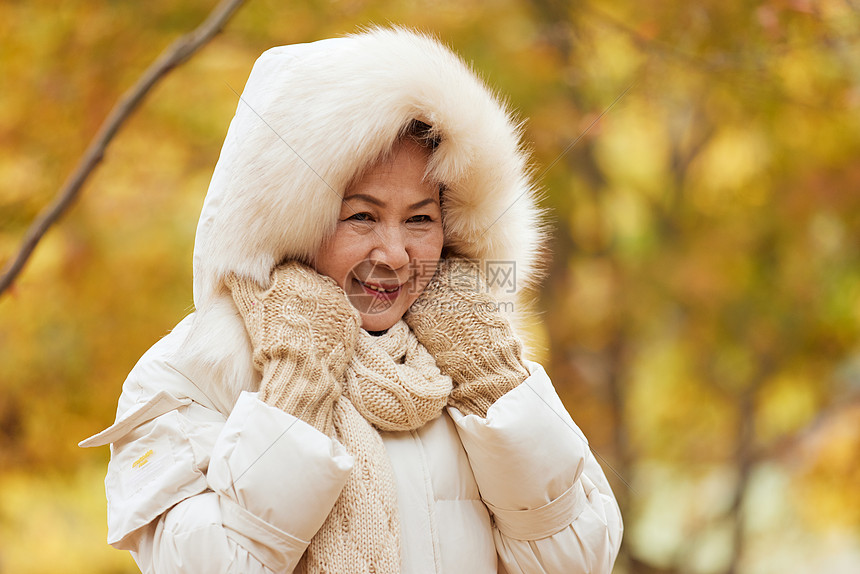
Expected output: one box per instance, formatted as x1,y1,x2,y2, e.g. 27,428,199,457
298,320,452,574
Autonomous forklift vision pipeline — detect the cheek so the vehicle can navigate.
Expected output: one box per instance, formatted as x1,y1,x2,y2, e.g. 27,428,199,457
313,234,364,288
424,225,445,261
407,227,444,299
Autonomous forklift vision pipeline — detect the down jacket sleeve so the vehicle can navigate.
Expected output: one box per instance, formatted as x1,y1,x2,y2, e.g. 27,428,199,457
449,361,623,574
80,334,353,573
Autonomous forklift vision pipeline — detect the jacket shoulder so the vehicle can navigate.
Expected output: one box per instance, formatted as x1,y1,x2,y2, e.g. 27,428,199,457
118,314,216,413
79,314,219,448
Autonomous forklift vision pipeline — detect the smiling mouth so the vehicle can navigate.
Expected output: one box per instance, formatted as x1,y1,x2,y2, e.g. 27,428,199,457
355,279,402,302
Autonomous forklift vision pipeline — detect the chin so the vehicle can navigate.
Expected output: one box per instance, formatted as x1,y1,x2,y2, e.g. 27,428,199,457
348,291,415,333
359,312,401,332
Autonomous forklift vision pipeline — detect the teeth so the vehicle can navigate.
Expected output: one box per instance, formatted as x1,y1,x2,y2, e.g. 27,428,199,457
362,282,399,293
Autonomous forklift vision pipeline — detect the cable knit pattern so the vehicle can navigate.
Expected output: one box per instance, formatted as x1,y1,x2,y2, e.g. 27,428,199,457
303,323,451,574
404,258,530,417
345,321,452,431
302,400,400,573
226,262,361,436
229,263,452,574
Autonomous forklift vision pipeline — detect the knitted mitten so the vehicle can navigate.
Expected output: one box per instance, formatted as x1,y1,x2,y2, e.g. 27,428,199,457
226,261,361,436
404,258,529,417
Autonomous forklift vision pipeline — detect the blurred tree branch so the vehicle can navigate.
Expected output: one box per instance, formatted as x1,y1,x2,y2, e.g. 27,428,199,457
0,0,246,298
754,391,860,463
579,0,857,111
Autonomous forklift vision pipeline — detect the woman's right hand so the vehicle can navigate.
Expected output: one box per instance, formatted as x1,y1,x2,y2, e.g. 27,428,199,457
225,261,361,434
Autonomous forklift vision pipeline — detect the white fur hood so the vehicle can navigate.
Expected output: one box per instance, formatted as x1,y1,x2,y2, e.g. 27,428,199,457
178,27,546,413
194,26,544,307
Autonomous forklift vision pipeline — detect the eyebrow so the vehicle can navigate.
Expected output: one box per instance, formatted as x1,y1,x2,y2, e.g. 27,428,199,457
344,193,438,210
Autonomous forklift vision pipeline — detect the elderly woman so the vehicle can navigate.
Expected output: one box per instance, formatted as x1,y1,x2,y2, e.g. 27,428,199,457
82,27,622,573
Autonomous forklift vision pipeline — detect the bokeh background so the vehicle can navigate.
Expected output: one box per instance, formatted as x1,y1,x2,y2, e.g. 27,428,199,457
2,0,859,572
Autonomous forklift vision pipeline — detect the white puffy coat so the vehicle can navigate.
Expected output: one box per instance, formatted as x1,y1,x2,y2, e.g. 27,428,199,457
81,317,622,573
81,27,623,572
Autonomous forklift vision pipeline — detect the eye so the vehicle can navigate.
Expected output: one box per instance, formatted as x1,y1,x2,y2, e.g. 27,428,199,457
346,212,373,222
407,215,432,224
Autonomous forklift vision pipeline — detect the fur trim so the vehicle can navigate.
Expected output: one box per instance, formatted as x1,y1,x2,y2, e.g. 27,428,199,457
181,27,548,404
171,294,259,413
193,27,546,305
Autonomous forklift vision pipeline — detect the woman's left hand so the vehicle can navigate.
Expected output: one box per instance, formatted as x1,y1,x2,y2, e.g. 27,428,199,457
404,258,529,417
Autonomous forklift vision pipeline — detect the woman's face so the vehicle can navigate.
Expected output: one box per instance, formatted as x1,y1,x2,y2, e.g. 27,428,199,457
313,140,444,331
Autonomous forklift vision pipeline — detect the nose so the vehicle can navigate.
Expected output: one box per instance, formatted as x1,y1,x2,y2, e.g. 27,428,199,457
369,224,410,271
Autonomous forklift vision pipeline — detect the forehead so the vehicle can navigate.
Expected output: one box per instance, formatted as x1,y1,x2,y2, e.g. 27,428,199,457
343,140,438,202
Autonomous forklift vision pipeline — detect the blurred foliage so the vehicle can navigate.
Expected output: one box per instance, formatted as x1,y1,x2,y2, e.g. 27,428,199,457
1,0,859,572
